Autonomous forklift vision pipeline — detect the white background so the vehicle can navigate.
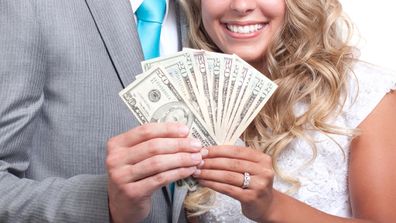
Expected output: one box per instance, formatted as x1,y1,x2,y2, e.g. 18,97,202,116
340,0,396,71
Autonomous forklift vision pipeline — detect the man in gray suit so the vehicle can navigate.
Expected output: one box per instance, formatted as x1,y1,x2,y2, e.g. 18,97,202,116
0,0,201,222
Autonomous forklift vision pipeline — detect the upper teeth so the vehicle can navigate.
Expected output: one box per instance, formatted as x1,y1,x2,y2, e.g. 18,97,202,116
226,24,264,34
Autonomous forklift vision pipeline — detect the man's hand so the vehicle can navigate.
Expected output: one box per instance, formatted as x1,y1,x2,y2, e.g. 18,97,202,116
106,123,203,223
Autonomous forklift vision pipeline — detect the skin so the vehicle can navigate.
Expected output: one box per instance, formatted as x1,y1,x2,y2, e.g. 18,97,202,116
106,122,204,223
201,0,286,72
195,0,396,222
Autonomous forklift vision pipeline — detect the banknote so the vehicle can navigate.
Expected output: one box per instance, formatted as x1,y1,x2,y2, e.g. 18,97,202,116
205,53,221,130
187,49,216,134
120,49,278,149
119,66,218,147
141,55,206,121
228,81,277,144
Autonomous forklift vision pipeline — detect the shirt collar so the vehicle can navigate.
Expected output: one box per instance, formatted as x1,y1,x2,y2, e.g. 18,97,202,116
131,0,169,13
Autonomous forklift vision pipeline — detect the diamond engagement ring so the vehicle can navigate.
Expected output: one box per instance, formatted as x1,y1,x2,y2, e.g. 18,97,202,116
242,172,251,189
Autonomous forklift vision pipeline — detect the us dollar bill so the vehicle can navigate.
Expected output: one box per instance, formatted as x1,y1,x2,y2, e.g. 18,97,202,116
119,66,218,147
218,57,240,143
188,50,216,135
205,53,221,131
222,58,252,138
228,80,277,144
216,54,235,140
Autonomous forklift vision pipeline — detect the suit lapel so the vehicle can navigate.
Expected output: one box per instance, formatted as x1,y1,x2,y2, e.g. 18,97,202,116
171,2,190,223
175,0,188,50
84,0,144,88
85,0,173,214
85,0,190,221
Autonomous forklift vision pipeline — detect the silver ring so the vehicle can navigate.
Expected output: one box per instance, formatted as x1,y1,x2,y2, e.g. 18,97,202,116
242,172,251,189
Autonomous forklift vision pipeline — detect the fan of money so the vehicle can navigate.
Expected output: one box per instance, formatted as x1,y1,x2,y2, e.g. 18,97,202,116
119,48,277,147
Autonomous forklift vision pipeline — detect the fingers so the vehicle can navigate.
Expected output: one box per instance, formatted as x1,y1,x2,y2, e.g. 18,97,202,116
194,145,274,194
195,169,244,188
198,179,246,202
123,137,202,165
205,146,269,164
108,122,190,148
201,157,260,175
125,166,197,196
122,151,203,183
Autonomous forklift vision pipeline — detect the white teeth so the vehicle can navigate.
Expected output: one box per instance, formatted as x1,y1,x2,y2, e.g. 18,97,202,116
226,24,264,34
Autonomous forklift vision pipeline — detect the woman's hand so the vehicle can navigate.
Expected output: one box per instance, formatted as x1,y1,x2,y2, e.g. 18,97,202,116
193,145,275,222
106,123,203,223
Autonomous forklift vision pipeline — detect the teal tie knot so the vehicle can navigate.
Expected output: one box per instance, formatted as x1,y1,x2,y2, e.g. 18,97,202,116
136,0,167,59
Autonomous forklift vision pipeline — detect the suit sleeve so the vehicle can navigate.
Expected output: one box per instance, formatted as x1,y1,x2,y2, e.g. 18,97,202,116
0,1,110,222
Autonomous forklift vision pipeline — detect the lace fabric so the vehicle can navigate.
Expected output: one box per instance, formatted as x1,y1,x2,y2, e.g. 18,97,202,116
199,62,396,222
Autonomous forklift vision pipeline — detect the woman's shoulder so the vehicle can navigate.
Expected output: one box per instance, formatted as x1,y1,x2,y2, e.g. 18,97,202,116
343,61,396,128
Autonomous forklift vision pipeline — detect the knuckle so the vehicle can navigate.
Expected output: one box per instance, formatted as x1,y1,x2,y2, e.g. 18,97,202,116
149,157,163,172
154,172,167,185
106,137,119,152
146,140,162,155
120,185,138,198
146,140,161,152
108,170,123,185
261,154,272,164
105,154,119,169
138,124,154,138
263,169,275,179
224,173,236,183
255,178,267,189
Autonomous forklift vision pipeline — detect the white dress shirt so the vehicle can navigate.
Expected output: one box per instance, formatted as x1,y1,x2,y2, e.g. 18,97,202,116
130,0,180,57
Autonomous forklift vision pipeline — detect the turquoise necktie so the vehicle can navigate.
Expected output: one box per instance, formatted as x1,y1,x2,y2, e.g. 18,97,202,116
136,0,166,59
136,1,174,197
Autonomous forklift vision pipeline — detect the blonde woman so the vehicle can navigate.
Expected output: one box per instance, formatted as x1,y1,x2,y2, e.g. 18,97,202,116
180,0,396,222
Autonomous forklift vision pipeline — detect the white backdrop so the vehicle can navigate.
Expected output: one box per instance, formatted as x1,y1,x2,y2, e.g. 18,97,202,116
340,0,396,71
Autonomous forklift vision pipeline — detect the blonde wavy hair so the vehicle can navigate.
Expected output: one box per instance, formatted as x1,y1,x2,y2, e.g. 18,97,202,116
179,0,357,217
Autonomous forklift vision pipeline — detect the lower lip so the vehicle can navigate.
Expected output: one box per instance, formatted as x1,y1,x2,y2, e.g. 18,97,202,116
223,24,266,39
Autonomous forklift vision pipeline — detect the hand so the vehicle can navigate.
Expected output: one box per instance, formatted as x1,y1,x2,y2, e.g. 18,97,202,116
193,146,275,222
106,123,203,223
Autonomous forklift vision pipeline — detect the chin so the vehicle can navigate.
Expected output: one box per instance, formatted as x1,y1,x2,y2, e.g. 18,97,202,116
235,52,264,64
224,46,265,63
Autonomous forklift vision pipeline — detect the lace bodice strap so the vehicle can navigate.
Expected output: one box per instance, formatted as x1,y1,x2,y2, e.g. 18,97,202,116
344,62,396,129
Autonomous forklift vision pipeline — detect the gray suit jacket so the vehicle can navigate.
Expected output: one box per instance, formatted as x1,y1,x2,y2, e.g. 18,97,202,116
0,0,189,222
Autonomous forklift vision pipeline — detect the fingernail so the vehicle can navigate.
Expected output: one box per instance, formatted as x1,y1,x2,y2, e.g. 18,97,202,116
179,125,189,136
191,152,202,162
191,139,202,149
192,169,201,177
200,148,209,157
198,160,205,168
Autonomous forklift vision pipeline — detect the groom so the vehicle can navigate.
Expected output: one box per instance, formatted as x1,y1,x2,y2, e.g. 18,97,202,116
0,0,193,222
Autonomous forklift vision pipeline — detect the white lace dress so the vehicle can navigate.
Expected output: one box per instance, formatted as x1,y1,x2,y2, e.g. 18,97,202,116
200,62,396,222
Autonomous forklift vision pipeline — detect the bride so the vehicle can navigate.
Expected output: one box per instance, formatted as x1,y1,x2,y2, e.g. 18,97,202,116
180,0,396,222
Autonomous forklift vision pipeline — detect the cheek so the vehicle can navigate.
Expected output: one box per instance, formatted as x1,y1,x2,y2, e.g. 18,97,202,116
201,4,215,32
201,1,226,33
201,10,220,44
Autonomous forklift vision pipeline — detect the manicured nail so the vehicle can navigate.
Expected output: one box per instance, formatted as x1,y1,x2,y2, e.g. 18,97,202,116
191,152,202,162
190,139,202,149
179,125,189,136
200,148,209,157
198,160,205,168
